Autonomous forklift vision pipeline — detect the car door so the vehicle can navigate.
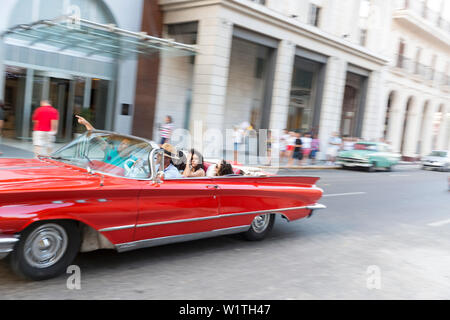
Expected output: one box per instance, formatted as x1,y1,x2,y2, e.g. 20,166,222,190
133,177,220,242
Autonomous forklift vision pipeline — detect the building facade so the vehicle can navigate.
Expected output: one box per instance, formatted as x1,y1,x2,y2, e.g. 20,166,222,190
383,0,450,159
0,0,146,142
154,0,450,159
154,0,393,158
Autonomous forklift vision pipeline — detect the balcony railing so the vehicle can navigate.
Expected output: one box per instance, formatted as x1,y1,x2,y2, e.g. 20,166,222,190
394,0,450,34
394,54,449,85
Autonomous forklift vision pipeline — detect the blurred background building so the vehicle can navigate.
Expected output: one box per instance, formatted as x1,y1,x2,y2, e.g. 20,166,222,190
0,0,449,160
0,0,143,141
383,0,450,159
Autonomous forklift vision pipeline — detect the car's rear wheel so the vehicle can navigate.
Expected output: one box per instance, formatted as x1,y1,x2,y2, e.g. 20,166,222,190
10,221,81,281
243,214,275,241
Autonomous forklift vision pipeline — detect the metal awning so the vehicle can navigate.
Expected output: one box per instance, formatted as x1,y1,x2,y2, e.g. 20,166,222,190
0,15,197,60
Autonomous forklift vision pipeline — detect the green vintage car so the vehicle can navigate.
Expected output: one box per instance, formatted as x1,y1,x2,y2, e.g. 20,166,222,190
336,142,401,172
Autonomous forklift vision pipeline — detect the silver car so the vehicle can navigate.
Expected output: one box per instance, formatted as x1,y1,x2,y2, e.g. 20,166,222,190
421,150,450,172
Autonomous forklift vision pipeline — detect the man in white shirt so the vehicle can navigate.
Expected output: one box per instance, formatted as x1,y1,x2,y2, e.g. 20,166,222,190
301,132,312,165
326,132,342,164
157,143,182,179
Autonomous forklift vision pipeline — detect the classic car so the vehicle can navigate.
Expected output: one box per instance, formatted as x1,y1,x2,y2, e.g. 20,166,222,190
0,131,326,280
335,141,401,172
421,150,450,172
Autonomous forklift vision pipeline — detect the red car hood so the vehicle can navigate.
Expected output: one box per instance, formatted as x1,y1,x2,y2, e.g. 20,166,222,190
0,158,100,192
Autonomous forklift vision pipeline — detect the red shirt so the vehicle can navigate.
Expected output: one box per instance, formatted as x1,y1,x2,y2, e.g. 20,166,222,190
32,105,59,132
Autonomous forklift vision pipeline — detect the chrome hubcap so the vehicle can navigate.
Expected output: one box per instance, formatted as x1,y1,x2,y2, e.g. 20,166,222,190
251,214,270,233
24,224,68,269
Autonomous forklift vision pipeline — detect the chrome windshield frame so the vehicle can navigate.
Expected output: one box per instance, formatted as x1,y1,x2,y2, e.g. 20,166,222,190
50,130,160,180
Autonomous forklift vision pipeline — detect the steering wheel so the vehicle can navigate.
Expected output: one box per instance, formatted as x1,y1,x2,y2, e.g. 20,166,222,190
123,158,148,177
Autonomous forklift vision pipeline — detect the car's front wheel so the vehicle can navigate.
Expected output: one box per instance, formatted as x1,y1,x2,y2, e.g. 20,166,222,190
10,221,81,281
243,214,275,241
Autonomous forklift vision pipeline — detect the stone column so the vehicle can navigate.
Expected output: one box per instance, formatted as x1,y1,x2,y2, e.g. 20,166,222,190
268,40,295,130
318,57,348,160
22,69,34,139
362,70,385,140
436,107,449,150
386,91,407,152
419,102,438,156
189,17,233,135
403,98,424,158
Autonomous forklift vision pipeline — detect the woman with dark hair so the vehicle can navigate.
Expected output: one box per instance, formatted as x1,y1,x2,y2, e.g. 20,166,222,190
182,149,206,177
215,160,234,176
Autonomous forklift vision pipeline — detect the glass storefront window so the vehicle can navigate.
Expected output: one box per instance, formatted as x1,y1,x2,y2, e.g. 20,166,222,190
89,79,109,130
3,66,26,138
29,74,44,137
288,57,319,133
340,72,367,138
72,78,86,135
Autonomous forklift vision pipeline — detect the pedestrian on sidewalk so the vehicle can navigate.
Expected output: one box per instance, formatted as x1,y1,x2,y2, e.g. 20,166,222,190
289,131,303,166
159,115,174,145
232,125,244,164
279,129,290,164
264,130,273,166
0,100,5,156
326,131,342,165
286,131,296,165
301,132,312,165
310,133,320,165
32,100,59,156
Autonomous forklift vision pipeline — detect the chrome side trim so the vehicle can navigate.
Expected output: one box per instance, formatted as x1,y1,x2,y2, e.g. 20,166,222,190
116,225,250,253
136,205,319,228
0,235,20,260
99,225,136,232
101,204,327,233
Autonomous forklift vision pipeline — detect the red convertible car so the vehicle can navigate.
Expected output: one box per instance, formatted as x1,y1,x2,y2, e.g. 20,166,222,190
0,131,325,280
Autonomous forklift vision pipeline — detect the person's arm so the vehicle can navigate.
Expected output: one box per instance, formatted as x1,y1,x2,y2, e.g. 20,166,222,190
189,169,205,177
76,115,94,131
50,120,58,135
182,153,193,177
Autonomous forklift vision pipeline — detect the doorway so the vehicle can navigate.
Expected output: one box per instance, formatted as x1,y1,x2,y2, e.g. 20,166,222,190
49,78,71,142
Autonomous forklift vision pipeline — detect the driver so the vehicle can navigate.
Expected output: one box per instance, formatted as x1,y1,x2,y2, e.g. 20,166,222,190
156,143,182,179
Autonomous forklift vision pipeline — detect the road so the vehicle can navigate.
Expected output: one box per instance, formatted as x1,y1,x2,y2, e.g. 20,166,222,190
0,165,449,299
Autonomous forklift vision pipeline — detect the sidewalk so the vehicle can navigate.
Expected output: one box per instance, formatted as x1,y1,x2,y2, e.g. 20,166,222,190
0,137,65,159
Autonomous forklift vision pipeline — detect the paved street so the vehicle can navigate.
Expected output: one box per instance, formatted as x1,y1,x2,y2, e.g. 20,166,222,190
0,164,448,299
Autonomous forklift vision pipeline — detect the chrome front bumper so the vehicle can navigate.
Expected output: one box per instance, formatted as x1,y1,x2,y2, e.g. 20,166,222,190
0,235,19,260
336,161,372,167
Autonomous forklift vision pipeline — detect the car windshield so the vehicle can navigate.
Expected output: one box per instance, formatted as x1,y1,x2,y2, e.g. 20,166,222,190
353,143,377,151
429,151,447,157
50,131,156,179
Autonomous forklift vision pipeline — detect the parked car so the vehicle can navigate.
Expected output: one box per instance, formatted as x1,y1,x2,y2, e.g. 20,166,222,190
336,141,401,172
421,150,450,172
0,131,326,280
